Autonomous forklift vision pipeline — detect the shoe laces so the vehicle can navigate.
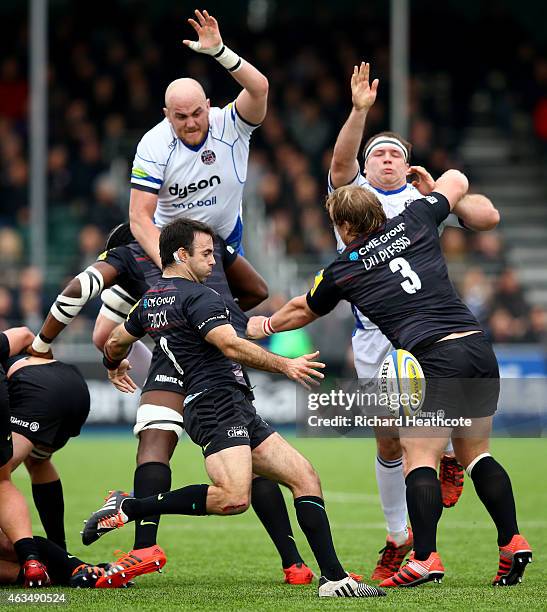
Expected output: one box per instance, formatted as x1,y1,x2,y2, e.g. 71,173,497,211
442,458,464,486
112,550,142,569
98,512,124,530
376,543,404,572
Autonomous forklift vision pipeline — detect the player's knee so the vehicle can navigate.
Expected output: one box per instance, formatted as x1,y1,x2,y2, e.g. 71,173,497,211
376,436,402,461
219,492,250,515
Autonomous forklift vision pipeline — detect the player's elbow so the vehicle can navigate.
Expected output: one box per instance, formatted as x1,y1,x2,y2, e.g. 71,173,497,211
329,162,356,189
254,74,269,98
221,340,240,362
447,169,469,200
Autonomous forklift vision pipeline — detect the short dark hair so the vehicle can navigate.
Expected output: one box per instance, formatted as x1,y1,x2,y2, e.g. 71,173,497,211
362,131,412,163
159,218,215,269
326,185,386,236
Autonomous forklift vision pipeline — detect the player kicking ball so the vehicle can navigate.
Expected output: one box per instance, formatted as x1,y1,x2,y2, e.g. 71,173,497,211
81,218,384,598
247,171,532,588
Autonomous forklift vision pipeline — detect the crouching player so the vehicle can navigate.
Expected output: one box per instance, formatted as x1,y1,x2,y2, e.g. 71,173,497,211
82,219,385,598
0,327,50,587
0,529,122,588
1,346,90,551
247,174,532,588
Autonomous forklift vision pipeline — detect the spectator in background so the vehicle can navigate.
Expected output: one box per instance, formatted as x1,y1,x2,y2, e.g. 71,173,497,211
459,267,493,324
72,225,105,273
492,267,531,320
470,231,508,276
88,174,125,233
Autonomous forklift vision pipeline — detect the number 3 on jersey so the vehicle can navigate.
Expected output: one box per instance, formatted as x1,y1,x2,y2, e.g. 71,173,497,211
389,257,422,294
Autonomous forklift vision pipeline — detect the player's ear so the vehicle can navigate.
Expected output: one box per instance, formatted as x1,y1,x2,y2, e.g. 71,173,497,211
206,98,211,110
163,107,169,119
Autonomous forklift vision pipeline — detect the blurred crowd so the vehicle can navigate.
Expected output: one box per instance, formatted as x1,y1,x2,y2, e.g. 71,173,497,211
0,1,546,345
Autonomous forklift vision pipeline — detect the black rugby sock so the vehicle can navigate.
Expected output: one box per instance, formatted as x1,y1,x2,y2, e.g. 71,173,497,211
405,467,443,560
33,536,83,585
32,480,66,550
469,455,519,546
13,537,41,565
251,477,304,568
294,496,345,581
132,462,172,550
123,484,209,519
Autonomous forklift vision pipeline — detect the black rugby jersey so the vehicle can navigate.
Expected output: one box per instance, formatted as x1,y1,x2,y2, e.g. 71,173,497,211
124,277,249,395
306,193,482,351
99,237,249,336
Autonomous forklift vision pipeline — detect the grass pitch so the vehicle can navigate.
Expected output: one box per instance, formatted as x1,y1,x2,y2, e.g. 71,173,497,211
7,435,547,610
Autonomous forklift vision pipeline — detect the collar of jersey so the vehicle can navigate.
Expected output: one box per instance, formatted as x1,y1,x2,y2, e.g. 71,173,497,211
368,183,408,196
180,132,209,152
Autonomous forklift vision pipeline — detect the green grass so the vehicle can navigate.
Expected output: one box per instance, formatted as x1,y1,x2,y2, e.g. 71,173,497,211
6,435,547,610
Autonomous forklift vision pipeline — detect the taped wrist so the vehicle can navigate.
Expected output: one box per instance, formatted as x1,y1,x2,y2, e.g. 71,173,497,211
262,317,276,336
212,43,242,72
31,335,52,354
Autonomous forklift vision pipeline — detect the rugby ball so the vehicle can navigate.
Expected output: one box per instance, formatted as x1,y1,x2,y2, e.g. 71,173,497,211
378,349,426,418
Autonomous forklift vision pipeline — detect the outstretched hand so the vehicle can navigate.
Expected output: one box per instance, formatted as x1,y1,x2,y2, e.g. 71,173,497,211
183,9,223,54
284,351,325,390
351,62,379,112
107,359,137,394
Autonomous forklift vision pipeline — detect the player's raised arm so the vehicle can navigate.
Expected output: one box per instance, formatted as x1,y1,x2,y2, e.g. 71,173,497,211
183,9,268,125
205,323,324,390
330,62,379,189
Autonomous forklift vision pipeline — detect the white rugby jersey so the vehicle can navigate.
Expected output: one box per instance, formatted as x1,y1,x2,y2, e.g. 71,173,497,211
131,102,258,251
327,170,460,331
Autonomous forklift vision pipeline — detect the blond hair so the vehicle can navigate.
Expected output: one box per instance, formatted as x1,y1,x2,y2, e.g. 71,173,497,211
326,186,386,236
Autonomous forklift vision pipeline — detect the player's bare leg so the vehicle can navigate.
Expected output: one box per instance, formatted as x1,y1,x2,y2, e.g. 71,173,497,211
0,465,50,586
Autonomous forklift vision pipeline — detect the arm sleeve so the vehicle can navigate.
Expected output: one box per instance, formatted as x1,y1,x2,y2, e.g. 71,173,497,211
130,132,166,195
406,192,451,226
123,300,146,338
0,333,10,363
305,268,342,317
185,289,231,338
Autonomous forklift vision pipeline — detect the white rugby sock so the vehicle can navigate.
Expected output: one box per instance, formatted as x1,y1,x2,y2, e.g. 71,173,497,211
375,455,408,544
127,341,153,389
